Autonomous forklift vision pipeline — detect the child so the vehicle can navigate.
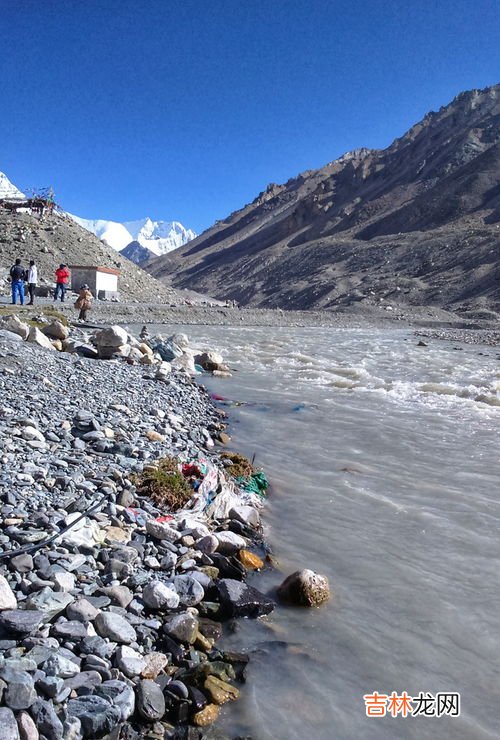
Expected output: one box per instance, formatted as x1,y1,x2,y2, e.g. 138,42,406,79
74,284,93,321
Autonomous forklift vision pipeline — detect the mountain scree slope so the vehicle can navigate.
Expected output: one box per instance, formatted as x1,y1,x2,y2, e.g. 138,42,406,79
148,84,500,318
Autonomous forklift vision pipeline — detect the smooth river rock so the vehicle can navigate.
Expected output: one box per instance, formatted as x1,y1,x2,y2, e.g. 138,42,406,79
277,569,331,607
94,612,137,643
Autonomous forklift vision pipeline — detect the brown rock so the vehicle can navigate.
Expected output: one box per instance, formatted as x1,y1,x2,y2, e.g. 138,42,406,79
17,709,39,739
194,630,214,651
194,351,224,371
145,430,165,442
217,431,231,445
238,550,264,570
204,675,240,705
104,526,131,544
140,652,169,679
192,703,219,727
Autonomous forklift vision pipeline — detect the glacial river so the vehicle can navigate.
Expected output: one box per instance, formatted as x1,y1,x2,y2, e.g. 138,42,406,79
156,325,500,739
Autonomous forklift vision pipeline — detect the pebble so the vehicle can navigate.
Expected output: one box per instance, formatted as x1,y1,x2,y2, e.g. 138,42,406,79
171,575,205,606
94,612,137,643
16,710,39,740
0,610,45,635
142,581,180,610
0,706,20,739
163,612,199,645
136,679,165,721
66,695,121,738
115,646,147,677
0,575,17,610
239,550,265,570
192,702,219,726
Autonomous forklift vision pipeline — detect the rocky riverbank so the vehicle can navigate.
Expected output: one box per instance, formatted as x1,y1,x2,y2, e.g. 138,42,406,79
3,294,499,332
0,321,278,739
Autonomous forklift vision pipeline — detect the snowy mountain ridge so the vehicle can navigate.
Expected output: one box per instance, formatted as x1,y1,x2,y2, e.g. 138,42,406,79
69,214,196,256
0,172,25,200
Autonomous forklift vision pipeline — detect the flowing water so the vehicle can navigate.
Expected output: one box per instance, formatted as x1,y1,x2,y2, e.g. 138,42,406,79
153,325,500,739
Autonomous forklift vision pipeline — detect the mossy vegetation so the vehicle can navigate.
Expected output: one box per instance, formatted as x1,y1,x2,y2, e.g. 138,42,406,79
223,452,255,478
133,457,193,511
0,305,69,327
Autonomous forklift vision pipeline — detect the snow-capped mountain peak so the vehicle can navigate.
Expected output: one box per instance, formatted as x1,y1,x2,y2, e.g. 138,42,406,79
123,219,197,254
68,214,196,257
68,215,133,251
0,171,25,200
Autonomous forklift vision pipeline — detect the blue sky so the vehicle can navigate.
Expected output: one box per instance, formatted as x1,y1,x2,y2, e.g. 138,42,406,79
1,0,499,233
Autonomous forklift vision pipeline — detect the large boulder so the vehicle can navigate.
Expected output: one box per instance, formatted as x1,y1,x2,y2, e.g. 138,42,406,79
194,351,224,372
94,325,128,348
0,314,29,340
27,327,55,350
93,325,129,358
42,320,69,340
171,351,196,375
150,333,189,362
277,569,330,607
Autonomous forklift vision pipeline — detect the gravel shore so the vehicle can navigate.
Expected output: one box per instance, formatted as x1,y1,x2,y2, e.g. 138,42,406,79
0,323,274,740
3,295,499,333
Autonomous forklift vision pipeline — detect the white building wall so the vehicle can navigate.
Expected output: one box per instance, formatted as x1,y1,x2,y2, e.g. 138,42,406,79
95,272,118,292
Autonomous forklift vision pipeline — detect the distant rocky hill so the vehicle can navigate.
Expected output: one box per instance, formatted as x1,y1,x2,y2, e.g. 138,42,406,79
120,240,155,265
0,206,179,303
147,84,500,318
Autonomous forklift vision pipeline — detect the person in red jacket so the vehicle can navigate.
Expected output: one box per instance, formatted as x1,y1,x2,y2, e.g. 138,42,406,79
54,264,70,302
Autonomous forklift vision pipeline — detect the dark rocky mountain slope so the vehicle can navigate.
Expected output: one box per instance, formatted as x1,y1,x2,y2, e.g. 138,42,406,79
120,240,155,266
148,84,500,317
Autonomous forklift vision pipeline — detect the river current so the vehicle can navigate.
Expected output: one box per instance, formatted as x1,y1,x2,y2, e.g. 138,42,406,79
154,325,499,739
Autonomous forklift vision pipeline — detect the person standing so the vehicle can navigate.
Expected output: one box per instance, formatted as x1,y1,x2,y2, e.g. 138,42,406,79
27,260,38,305
74,284,93,321
10,258,25,305
54,264,70,302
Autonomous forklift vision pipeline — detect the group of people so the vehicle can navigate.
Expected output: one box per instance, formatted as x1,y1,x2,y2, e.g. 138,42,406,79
9,258,38,306
9,259,93,320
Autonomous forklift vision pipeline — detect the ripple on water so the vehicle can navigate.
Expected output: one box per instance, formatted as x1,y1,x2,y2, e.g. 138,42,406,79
144,324,500,739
